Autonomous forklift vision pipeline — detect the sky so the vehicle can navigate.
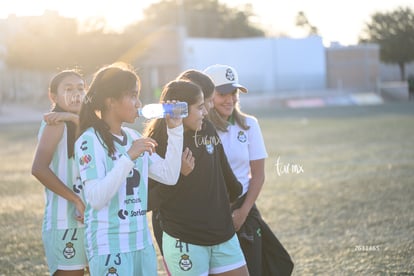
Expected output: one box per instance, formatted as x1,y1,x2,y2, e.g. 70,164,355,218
0,0,413,46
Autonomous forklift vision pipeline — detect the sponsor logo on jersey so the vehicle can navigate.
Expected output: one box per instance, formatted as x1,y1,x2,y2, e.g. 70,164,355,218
73,176,83,194
124,197,142,205
80,140,88,151
130,209,147,217
117,208,147,220
179,254,193,271
118,209,129,220
79,154,92,165
79,154,94,172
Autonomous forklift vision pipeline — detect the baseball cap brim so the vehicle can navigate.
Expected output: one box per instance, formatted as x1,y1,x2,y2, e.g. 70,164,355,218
216,83,248,94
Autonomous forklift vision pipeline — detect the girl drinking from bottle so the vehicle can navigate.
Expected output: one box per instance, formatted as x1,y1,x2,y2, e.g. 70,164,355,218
74,63,183,276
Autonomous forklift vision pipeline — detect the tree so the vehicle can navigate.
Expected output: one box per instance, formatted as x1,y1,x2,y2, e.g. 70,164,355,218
4,0,265,72
359,6,414,81
295,11,319,36
4,13,130,74
135,0,265,38
5,13,79,70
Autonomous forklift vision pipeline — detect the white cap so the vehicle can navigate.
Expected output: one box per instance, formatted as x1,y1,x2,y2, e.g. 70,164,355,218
203,64,248,94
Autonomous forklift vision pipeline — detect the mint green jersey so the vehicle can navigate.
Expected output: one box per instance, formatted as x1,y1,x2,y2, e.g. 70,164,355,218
37,121,84,231
75,127,153,259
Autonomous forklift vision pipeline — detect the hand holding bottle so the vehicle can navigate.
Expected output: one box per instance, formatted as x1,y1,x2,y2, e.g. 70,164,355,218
163,100,184,129
165,112,183,129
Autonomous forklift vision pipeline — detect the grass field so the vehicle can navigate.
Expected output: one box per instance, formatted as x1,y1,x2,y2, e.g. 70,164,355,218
0,102,413,275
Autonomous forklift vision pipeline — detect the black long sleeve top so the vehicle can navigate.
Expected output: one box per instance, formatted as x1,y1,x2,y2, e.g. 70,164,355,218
150,120,242,246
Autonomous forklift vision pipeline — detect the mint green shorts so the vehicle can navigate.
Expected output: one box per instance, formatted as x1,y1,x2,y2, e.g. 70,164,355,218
42,228,87,275
162,232,246,276
88,245,157,276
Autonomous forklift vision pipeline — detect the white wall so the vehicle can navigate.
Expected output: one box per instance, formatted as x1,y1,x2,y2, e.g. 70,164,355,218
182,36,326,94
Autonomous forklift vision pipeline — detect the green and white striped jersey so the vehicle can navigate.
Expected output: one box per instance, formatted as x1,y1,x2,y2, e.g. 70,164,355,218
37,121,84,231
75,127,153,258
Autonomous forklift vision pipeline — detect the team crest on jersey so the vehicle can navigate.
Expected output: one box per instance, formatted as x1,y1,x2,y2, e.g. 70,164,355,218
237,131,247,143
62,242,76,259
106,267,119,276
179,254,193,271
205,142,214,154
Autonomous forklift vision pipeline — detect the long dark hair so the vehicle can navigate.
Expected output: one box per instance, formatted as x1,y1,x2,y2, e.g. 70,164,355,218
49,70,84,158
143,80,202,157
177,69,214,99
78,63,140,156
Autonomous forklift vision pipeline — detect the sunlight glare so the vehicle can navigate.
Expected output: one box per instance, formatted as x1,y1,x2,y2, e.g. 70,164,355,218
1,0,413,45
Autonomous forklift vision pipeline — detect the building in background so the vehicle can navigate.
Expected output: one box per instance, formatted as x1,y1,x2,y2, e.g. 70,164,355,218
326,43,380,92
182,35,326,94
133,28,382,101
0,22,411,104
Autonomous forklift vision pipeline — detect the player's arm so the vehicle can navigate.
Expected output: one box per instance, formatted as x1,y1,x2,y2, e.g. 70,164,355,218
82,155,134,210
149,124,183,185
232,158,265,231
32,124,84,218
76,133,138,211
44,112,79,125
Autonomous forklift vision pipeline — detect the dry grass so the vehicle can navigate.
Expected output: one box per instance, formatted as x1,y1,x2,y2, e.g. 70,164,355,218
256,103,414,275
0,123,47,275
0,102,413,275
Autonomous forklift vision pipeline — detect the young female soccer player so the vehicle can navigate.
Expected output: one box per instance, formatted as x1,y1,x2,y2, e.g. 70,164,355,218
149,69,215,275
144,79,249,276
32,70,88,276
74,63,183,276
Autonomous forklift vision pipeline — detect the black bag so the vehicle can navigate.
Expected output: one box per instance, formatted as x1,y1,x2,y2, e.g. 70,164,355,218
233,197,294,276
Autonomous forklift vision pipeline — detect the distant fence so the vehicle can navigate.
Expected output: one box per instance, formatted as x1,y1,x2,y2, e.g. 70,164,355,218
378,81,409,101
0,69,53,104
1,65,413,105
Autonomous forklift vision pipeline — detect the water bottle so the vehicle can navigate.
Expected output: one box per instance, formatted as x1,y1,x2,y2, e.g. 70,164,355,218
137,102,188,119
